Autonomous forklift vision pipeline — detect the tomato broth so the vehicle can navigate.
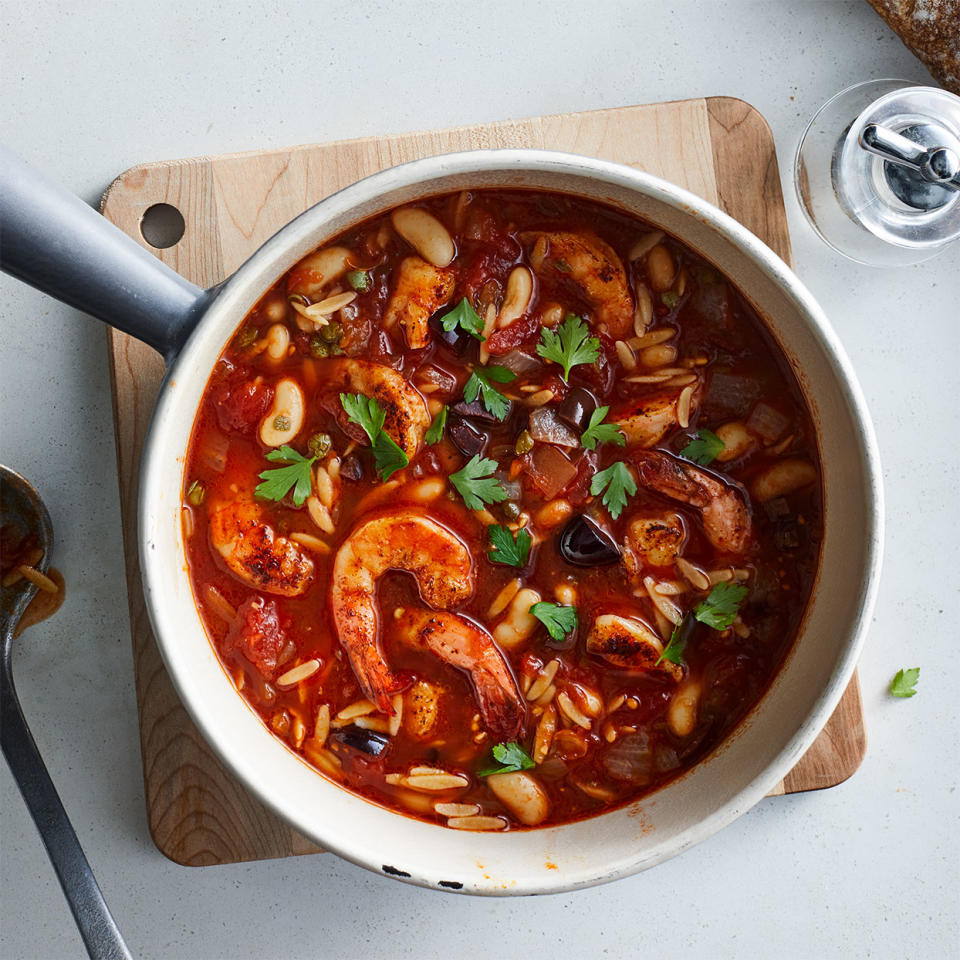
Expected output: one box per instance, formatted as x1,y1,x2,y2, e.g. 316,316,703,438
182,190,822,831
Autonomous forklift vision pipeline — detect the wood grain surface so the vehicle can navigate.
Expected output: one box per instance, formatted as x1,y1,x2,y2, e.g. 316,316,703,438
101,96,866,866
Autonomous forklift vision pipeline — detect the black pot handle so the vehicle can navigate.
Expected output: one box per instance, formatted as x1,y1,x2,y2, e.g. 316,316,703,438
0,145,210,361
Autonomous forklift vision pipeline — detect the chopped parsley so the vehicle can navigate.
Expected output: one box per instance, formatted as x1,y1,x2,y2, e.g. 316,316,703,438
449,455,508,511
529,602,578,642
440,297,486,340
425,405,448,445
339,393,409,481
589,461,637,519
680,428,725,466
580,405,625,451
536,314,600,383
890,668,920,699
656,614,692,666
488,524,532,567
694,582,748,630
477,741,536,777
462,365,516,421
254,446,317,506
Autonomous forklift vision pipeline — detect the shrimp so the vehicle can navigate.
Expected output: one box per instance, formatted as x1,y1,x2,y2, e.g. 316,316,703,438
521,230,633,338
383,256,456,349
613,385,701,448
395,609,525,742
631,450,752,556
327,358,431,459
331,512,473,711
209,501,314,596
622,513,686,575
586,614,682,682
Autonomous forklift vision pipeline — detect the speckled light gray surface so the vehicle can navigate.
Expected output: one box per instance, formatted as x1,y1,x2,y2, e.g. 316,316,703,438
1,2,958,958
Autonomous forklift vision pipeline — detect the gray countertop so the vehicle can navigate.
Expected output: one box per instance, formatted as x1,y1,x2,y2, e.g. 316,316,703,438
2,2,957,958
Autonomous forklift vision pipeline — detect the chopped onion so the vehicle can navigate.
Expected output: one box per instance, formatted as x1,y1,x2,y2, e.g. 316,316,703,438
747,402,790,442
528,407,580,448
496,349,543,376
602,731,653,784
418,365,457,392
200,431,229,474
528,446,578,499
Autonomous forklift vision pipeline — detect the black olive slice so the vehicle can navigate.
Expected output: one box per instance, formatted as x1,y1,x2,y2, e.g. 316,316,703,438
557,387,599,433
429,310,478,358
558,515,621,566
450,397,511,424
333,727,390,757
447,414,488,458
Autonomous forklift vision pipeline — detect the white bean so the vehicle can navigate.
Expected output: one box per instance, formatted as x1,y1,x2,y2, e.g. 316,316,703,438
497,266,533,328
259,378,305,447
750,458,818,502
265,322,290,361
391,207,455,267
288,246,353,298
493,587,541,649
714,421,755,462
485,771,550,826
405,477,446,502
668,680,701,737
646,244,675,292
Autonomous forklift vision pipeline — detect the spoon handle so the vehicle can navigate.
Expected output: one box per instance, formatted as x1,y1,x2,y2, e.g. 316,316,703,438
1,664,133,960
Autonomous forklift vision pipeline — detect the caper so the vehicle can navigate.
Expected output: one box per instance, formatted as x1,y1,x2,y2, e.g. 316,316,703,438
307,432,332,459
309,335,330,358
273,414,291,431
515,429,534,455
235,326,258,349
346,269,371,292
186,480,205,506
502,501,521,520
320,320,343,344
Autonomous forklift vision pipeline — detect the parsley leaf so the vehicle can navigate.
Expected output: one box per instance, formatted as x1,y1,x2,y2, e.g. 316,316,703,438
680,428,725,466
488,524,532,567
580,405,626,451
656,614,693,666
529,602,578,642
255,446,317,506
536,314,600,382
589,461,637,519
477,741,536,777
371,431,409,481
462,365,516,421
450,455,508,510
694,582,748,630
425,405,448,445
890,667,920,698
440,297,485,341
339,392,409,481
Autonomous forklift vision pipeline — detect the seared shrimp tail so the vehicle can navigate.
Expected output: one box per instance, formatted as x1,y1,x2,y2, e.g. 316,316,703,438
331,512,475,713
403,609,525,742
631,450,752,556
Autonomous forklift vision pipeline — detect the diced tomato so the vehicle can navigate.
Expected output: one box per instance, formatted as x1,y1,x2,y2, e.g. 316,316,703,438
461,235,522,300
486,313,541,355
210,364,274,433
225,596,289,680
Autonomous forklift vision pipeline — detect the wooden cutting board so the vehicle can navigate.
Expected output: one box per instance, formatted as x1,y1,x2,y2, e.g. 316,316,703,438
102,97,866,867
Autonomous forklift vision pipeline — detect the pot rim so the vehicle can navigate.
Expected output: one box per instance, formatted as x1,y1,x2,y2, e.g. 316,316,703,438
138,149,883,894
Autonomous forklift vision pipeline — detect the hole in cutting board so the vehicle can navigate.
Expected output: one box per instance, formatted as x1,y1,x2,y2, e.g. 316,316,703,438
140,203,185,248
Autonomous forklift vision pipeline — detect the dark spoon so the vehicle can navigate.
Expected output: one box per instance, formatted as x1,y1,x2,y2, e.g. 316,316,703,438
0,466,132,960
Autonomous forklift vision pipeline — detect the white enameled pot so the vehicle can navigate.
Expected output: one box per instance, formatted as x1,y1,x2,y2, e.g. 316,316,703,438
0,148,883,895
